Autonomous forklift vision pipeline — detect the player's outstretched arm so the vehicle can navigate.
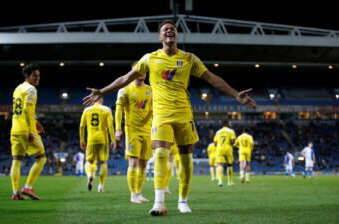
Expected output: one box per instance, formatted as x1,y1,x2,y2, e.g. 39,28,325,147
200,70,256,108
83,70,143,106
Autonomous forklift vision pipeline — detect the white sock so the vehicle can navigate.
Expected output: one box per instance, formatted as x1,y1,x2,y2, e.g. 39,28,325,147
154,189,165,206
24,184,32,189
240,171,245,178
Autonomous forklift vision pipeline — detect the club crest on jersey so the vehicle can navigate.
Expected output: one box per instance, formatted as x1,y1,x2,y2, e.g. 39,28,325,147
176,60,184,67
136,100,147,109
162,69,177,80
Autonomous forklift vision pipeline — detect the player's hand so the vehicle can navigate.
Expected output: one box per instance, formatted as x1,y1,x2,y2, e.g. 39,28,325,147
28,133,34,143
80,142,86,151
236,88,256,108
36,121,45,134
82,88,103,106
111,141,117,150
115,130,123,142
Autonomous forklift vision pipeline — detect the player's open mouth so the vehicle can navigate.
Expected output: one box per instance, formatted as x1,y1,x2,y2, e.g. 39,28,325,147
165,32,175,38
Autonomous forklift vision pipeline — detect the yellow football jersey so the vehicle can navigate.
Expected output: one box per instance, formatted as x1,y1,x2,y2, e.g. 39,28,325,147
207,142,216,157
214,127,236,151
11,81,38,135
235,133,254,152
133,49,208,123
80,103,114,145
115,82,152,136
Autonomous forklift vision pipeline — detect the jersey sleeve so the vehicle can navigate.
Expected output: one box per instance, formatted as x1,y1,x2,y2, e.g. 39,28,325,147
79,110,87,144
25,87,37,105
213,134,218,145
231,130,236,140
107,109,115,143
115,89,127,131
132,53,150,75
190,53,208,78
24,87,37,133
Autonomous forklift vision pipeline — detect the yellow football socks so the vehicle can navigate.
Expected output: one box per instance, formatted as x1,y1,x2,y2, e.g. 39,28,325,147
26,156,46,188
10,159,21,193
136,167,146,193
127,167,138,193
99,163,108,186
154,147,169,189
178,153,193,201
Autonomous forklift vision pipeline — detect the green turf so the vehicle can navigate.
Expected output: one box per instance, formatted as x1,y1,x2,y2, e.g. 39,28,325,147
0,175,338,224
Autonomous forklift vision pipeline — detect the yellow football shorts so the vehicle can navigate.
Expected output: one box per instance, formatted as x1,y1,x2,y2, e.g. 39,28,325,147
151,121,199,146
239,150,252,162
86,144,109,162
125,135,152,160
209,155,216,166
11,134,45,157
216,148,234,164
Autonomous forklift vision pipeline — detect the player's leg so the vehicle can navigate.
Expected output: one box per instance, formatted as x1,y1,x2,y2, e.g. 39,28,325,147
85,145,97,191
23,135,46,200
10,156,23,199
79,163,84,176
225,150,234,186
309,166,314,177
97,161,108,192
245,162,251,182
216,150,225,186
209,165,215,181
177,144,194,213
285,165,291,176
127,156,140,203
149,140,171,216
135,136,152,202
291,165,295,177
174,121,199,214
149,122,175,216
239,151,246,182
216,162,224,187
126,136,143,203
209,157,216,181
163,153,173,194
226,164,234,186
97,144,109,192
10,135,26,200
245,152,251,183
75,163,79,176
136,159,149,201
309,160,315,177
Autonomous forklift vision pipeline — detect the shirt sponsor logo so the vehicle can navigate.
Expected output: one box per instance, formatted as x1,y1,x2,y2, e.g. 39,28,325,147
162,69,177,80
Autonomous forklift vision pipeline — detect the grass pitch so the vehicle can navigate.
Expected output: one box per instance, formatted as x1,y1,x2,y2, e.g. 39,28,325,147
0,175,338,224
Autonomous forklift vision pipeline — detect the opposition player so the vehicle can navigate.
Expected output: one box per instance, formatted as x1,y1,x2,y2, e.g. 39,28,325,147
214,120,236,186
79,98,116,192
207,142,217,181
234,128,254,183
283,151,295,177
83,20,255,215
115,74,152,203
10,63,47,200
73,150,85,176
301,142,316,177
